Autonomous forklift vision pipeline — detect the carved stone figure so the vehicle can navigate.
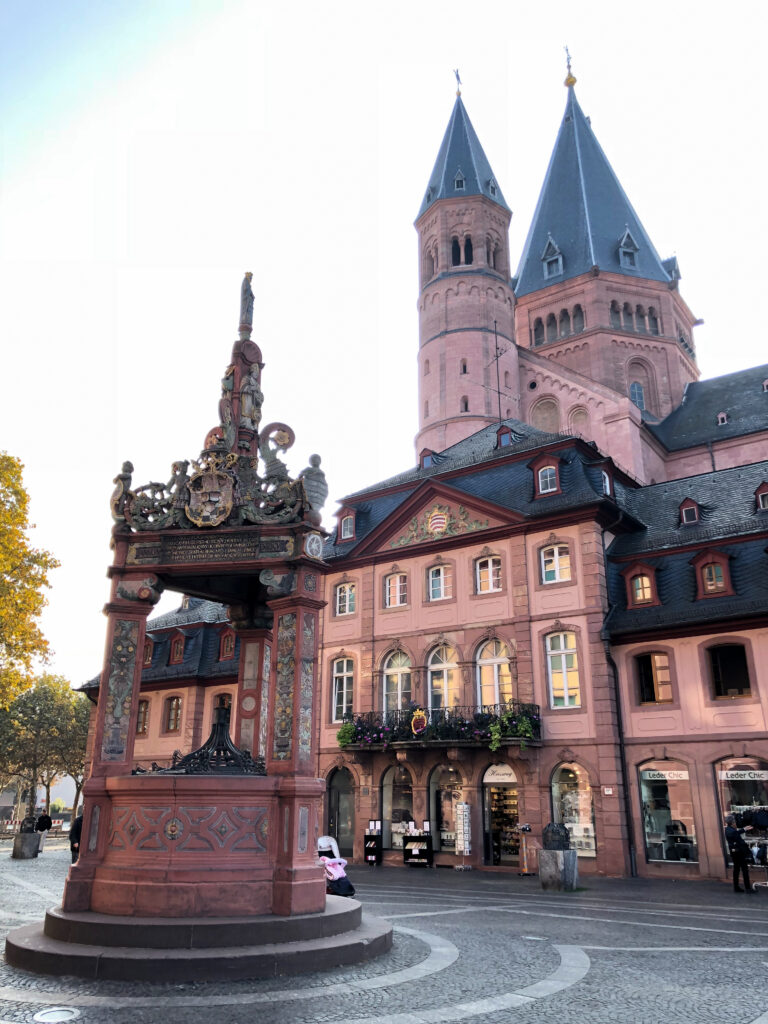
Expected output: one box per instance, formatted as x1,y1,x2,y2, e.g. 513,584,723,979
166,460,190,525
298,454,329,511
239,272,254,330
239,364,263,431
219,366,236,450
110,461,134,522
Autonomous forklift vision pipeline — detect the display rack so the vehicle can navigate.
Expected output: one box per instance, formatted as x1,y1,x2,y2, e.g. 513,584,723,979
363,833,383,866
403,834,433,866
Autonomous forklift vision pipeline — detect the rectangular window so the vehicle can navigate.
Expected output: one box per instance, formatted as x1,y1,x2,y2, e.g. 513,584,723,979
476,556,501,593
428,565,452,601
165,696,182,732
170,637,184,664
143,641,153,667
333,658,354,722
385,574,407,607
136,699,149,736
335,582,356,616
710,644,751,698
541,545,571,583
636,653,672,704
702,564,725,593
340,515,354,539
681,505,698,524
546,632,580,708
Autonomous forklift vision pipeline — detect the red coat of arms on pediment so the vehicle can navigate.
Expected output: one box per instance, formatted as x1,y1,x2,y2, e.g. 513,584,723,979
390,503,490,549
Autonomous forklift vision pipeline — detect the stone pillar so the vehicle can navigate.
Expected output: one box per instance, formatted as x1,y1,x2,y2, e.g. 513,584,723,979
233,629,273,758
62,569,161,911
267,566,326,914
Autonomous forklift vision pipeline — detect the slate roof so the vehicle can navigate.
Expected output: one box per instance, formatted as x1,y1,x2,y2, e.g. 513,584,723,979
647,364,768,451
514,86,673,298
417,95,509,220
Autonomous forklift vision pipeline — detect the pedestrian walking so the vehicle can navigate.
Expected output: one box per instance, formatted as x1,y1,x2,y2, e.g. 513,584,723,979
35,812,52,852
725,814,755,893
69,812,83,863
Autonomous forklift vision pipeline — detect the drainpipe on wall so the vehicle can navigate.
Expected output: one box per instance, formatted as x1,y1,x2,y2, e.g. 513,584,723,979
600,509,638,877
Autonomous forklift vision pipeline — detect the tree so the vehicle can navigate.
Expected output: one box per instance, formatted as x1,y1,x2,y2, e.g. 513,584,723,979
0,453,59,707
52,690,91,820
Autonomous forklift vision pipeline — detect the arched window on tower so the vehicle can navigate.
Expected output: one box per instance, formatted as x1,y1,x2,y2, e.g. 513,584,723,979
648,307,660,335
451,238,461,267
610,301,621,328
460,396,469,413
486,239,491,265
493,245,501,270
460,359,468,375
628,359,653,414
425,251,435,279
635,306,647,333
464,237,473,265
572,304,584,333
622,303,634,330
559,309,571,337
546,314,557,343
533,318,544,346
504,370,511,388
629,381,645,411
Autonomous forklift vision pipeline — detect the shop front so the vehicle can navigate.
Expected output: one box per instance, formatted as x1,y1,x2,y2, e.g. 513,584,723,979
638,760,698,865
381,764,414,851
551,762,596,858
482,763,519,865
429,765,463,855
715,757,768,868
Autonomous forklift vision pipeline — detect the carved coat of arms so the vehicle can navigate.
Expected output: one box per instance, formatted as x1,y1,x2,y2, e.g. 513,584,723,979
186,469,234,527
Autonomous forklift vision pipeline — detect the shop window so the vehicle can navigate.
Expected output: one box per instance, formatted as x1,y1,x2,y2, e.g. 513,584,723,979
552,763,596,858
639,761,698,863
383,650,412,712
716,757,768,868
476,638,513,706
709,643,751,698
219,631,235,661
164,696,182,733
545,631,580,708
381,764,413,850
169,636,184,665
136,699,149,736
332,657,354,722
429,765,462,852
427,644,460,713
475,555,502,593
483,764,519,865
541,544,571,583
427,563,453,601
384,572,408,608
340,514,354,540
334,581,356,616
143,640,153,667
636,652,673,704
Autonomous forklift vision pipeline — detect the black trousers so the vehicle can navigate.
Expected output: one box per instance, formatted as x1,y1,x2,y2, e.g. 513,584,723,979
732,852,751,891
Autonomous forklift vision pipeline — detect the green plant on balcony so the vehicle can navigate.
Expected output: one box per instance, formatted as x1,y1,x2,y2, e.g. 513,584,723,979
488,709,535,752
335,721,356,748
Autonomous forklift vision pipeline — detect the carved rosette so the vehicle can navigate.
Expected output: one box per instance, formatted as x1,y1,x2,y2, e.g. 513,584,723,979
107,803,269,854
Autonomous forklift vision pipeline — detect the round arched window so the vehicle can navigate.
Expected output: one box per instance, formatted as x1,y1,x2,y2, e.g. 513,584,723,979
552,762,595,858
476,639,512,706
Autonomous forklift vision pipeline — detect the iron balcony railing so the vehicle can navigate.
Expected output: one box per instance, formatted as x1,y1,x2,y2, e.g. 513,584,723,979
338,700,541,750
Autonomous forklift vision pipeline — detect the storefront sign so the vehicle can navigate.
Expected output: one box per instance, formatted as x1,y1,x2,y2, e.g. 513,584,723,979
719,770,768,781
483,764,517,784
641,770,689,781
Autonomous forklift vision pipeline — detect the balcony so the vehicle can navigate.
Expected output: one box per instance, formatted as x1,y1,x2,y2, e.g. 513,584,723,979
336,701,541,753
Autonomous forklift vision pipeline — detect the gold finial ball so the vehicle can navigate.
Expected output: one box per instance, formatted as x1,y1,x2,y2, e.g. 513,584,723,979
564,72,577,88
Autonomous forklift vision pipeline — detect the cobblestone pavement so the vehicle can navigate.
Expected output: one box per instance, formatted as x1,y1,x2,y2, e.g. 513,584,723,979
2,843,768,1024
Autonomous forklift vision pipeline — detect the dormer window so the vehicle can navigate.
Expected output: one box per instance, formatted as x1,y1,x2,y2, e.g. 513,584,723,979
531,452,562,497
690,549,734,601
488,177,497,197
680,499,699,525
496,426,512,448
219,631,235,661
620,561,661,608
169,635,184,665
454,173,465,191
618,227,640,269
339,513,355,541
420,448,435,469
716,411,729,426
541,234,563,279
756,483,768,511
601,470,612,496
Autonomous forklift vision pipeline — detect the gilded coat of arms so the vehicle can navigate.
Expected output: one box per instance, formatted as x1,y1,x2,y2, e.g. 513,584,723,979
186,468,234,527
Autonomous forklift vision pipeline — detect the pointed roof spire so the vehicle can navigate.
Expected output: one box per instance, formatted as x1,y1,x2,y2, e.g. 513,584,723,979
417,84,509,220
514,80,674,297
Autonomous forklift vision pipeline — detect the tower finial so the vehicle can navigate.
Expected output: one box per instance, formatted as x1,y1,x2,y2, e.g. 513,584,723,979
453,68,462,97
564,46,577,88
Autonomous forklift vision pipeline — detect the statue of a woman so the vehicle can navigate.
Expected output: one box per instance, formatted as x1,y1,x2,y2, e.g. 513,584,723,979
240,272,254,330
240,364,263,431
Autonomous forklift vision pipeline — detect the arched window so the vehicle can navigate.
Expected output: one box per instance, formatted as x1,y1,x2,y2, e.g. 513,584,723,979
531,398,559,433
493,245,501,270
424,359,430,375
538,466,558,494
384,572,407,608
381,764,413,850
486,239,491,265
136,699,149,736
427,644,460,712
533,318,544,346
383,651,411,712
635,652,672,703
572,304,585,333
476,638,513,706
601,470,612,496
629,381,645,411
425,251,434,279
569,407,589,435
460,396,469,413
340,514,354,540
648,307,660,335
610,301,621,328
332,657,354,722
638,760,697,863
635,305,647,333
219,631,235,660
464,237,473,265
559,309,571,336
546,313,557,342
164,696,182,732
541,544,571,583
552,763,596,858
504,370,510,388
622,302,634,330
545,632,580,708
708,643,751,698
460,359,468,375
451,237,461,266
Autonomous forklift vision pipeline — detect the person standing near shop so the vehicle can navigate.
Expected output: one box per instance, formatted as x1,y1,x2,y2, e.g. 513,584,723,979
725,814,754,893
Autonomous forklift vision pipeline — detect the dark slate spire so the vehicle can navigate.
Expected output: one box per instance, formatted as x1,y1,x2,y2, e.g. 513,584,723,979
417,95,509,220
514,83,673,297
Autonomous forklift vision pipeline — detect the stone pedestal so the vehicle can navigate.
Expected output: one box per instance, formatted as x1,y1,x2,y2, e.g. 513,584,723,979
539,849,579,891
12,833,40,859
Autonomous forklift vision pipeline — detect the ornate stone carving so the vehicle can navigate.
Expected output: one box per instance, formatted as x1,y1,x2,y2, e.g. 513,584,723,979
116,575,163,605
239,364,263,431
239,272,255,333
390,504,489,548
259,568,295,596
110,461,134,524
101,620,140,762
273,613,296,760
298,454,328,511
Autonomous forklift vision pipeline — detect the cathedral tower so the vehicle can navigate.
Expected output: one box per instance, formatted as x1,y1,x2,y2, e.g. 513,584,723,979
415,91,519,456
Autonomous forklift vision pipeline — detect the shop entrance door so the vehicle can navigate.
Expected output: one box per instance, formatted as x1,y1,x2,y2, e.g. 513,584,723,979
482,764,519,866
327,767,355,856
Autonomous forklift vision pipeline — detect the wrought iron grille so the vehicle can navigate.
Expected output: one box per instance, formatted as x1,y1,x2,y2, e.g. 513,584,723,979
340,700,540,747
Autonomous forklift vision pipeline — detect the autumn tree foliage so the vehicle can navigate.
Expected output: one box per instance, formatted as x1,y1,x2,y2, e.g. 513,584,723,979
0,453,59,707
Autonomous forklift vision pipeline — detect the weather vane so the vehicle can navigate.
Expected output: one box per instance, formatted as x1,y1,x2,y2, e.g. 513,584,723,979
564,46,577,88
453,68,462,96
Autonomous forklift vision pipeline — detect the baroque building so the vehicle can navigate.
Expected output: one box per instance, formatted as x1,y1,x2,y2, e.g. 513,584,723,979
86,73,768,881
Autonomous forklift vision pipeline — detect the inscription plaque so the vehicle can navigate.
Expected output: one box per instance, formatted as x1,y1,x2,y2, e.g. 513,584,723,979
127,533,294,567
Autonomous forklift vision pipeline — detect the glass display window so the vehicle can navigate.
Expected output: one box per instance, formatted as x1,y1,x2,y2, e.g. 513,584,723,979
716,757,768,864
551,762,596,858
482,764,519,865
429,765,462,852
381,764,414,850
639,761,697,863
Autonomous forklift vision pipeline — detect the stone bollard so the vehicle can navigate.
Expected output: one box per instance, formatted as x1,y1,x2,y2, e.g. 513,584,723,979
12,832,41,859
538,848,578,891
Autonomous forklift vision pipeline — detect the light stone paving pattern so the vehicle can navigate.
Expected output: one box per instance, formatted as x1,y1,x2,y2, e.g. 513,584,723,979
2,842,768,1023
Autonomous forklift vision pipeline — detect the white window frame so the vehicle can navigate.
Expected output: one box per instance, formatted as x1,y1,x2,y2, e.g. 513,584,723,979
476,639,513,707
384,573,408,608
538,466,558,493
759,492,768,510
546,632,581,709
340,515,354,540
335,582,356,616
383,651,412,713
427,645,459,712
681,505,699,524
332,657,354,722
475,556,502,594
601,470,611,495
427,564,453,601
541,544,571,584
